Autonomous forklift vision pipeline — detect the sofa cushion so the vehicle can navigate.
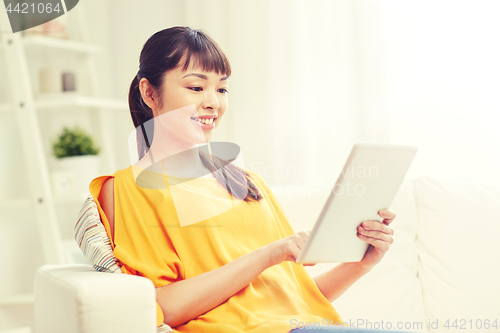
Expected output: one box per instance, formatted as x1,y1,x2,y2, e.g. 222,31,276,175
75,194,173,333
75,194,121,273
413,176,500,332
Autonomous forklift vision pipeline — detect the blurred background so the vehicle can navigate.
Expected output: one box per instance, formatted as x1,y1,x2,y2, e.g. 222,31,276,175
1,0,499,331
96,0,500,187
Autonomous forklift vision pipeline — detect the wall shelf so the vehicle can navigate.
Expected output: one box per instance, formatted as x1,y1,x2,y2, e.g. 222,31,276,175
0,197,32,210
53,195,90,205
21,35,101,54
0,293,34,306
35,95,128,111
0,0,117,270
0,4,112,332
0,103,13,113
0,96,128,113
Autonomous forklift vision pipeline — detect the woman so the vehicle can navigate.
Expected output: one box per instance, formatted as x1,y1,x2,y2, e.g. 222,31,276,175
91,27,399,333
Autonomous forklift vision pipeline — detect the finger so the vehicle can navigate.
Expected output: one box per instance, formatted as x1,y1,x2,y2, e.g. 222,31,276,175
303,263,317,267
358,226,394,243
361,221,394,235
290,233,307,250
357,233,391,252
378,209,396,224
286,240,302,261
297,231,310,242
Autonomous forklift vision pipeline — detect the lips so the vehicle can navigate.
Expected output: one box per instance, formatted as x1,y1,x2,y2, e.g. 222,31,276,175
191,115,218,119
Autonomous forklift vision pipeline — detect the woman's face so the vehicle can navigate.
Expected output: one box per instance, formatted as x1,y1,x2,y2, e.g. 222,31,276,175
151,61,229,146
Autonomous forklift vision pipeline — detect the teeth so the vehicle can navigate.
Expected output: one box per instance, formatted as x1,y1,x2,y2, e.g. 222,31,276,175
192,117,215,125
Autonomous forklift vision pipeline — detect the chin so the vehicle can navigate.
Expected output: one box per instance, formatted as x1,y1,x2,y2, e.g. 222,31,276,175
203,133,215,143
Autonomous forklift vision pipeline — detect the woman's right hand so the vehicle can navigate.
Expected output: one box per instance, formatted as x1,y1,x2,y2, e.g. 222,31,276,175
262,231,315,268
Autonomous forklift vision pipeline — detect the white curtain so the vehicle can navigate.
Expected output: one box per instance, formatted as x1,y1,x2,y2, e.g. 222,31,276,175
105,0,394,186
380,0,500,185
107,0,500,187
177,0,385,187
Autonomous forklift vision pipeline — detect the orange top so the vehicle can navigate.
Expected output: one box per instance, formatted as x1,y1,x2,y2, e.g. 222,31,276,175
89,164,343,333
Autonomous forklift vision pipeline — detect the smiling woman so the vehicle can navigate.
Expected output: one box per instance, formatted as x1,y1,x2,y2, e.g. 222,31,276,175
89,26,400,333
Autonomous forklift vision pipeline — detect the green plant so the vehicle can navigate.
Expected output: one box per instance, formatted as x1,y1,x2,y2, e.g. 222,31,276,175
52,126,101,158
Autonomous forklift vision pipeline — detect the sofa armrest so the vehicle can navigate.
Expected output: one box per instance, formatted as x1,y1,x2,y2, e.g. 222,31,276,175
34,264,158,333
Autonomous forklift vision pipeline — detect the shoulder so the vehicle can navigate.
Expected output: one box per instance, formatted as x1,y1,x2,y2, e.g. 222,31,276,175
94,165,131,198
97,164,143,206
114,165,134,180
98,165,134,204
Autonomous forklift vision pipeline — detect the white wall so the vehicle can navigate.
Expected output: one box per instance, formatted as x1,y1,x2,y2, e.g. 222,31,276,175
380,0,500,186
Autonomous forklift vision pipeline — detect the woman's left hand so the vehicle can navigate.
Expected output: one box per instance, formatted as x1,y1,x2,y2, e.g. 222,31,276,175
357,209,396,270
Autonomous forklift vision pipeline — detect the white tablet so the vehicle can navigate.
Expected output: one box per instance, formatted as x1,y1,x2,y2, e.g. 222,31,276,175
295,143,417,264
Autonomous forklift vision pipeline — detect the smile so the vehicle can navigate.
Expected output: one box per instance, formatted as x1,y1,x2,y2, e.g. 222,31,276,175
190,117,216,125
190,116,217,130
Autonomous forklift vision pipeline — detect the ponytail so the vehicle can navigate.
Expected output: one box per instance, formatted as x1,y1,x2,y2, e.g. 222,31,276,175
199,150,262,202
128,75,154,161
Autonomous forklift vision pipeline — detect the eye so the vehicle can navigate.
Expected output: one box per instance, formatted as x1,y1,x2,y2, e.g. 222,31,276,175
218,88,228,94
188,87,203,92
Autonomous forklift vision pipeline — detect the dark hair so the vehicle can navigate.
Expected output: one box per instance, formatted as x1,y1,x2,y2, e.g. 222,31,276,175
128,26,262,202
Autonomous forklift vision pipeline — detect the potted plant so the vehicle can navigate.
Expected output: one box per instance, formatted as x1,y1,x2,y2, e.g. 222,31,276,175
51,126,101,198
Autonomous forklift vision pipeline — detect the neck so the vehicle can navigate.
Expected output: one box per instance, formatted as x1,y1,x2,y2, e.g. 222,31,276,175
145,125,209,178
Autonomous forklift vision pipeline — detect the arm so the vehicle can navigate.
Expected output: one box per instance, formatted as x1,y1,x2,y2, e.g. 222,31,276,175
98,178,308,327
99,178,115,242
313,262,371,303
156,247,268,327
313,209,396,302
156,231,309,327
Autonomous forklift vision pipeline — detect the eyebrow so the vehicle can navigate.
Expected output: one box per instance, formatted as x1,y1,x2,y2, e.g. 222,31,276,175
182,73,229,81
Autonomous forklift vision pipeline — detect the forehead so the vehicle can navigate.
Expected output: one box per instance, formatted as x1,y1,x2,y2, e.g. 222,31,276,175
166,62,229,81
179,52,230,76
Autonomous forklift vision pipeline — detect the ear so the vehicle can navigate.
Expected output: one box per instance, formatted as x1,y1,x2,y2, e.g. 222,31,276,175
138,78,158,115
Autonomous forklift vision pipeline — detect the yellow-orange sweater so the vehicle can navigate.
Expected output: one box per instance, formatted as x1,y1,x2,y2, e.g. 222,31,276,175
89,165,342,333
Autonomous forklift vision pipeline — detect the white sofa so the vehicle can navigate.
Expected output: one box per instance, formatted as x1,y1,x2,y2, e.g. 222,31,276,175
277,176,500,333
34,176,500,333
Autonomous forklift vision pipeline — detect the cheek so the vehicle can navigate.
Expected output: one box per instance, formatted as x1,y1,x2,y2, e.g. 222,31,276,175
216,109,228,125
218,98,228,115
162,88,192,111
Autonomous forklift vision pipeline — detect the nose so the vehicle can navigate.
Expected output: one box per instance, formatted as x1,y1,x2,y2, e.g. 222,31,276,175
202,91,220,110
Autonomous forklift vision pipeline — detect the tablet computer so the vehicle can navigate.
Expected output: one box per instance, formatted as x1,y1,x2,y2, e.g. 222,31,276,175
295,143,417,264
